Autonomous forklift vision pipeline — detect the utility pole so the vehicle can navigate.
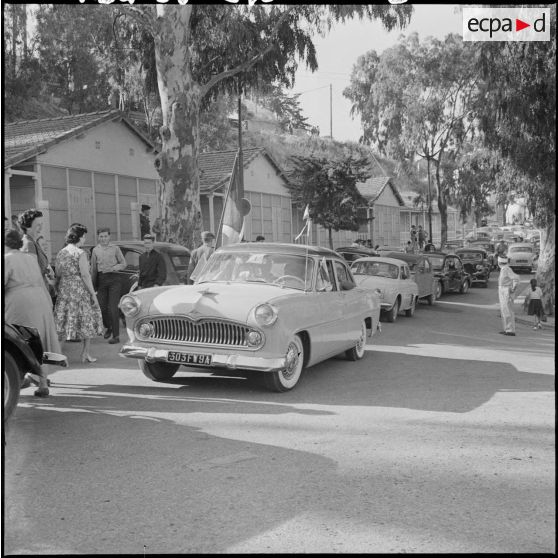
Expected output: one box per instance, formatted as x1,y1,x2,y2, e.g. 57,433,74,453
329,83,333,138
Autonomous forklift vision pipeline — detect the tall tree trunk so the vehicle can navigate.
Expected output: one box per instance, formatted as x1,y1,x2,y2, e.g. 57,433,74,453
435,161,448,248
153,6,202,249
536,215,555,316
328,227,333,249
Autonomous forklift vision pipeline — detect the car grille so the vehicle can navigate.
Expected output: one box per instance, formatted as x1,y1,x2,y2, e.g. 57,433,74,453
515,259,528,263
136,316,262,349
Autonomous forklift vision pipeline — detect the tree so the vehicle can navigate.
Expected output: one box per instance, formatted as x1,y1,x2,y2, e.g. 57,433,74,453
257,85,310,134
288,151,372,249
344,33,478,247
112,4,412,249
474,12,556,313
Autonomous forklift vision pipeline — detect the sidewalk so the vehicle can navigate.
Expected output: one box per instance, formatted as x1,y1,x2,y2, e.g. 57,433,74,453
514,285,555,329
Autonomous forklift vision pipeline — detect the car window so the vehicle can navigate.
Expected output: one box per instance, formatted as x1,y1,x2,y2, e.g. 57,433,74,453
454,258,463,271
352,261,399,279
169,253,190,271
316,259,334,292
121,248,141,271
509,246,532,253
325,260,338,291
423,259,431,273
401,265,410,280
428,255,444,271
333,260,355,288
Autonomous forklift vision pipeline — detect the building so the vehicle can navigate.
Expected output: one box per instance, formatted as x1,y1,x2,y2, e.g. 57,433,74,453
199,147,292,243
4,110,160,259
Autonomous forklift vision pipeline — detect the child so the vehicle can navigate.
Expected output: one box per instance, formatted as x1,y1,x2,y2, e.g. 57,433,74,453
524,278,544,329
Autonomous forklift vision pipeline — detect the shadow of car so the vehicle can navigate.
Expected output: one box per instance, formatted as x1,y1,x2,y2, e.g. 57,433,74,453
455,248,491,287
83,241,191,299
425,252,471,298
336,246,379,263
381,252,436,305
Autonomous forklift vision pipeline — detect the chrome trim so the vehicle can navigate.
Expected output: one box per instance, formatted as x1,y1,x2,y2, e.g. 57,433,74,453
134,315,265,350
119,344,286,372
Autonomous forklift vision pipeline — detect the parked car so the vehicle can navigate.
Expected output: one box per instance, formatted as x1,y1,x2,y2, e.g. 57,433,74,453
427,252,471,298
118,243,381,392
376,246,404,257
351,257,419,322
444,239,467,254
83,241,191,298
336,246,379,263
455,248,491,287
4,323,67,422
507,242,536,273
467,240,497,269
381,252,436,305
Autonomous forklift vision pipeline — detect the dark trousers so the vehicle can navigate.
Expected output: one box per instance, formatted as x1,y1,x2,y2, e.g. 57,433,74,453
97,273,121,337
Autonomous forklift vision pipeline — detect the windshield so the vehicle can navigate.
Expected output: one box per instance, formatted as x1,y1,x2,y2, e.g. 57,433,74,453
459,252,483,262
509,246,532,253
428,255,445,271
352,261,399,279
196,252,315,290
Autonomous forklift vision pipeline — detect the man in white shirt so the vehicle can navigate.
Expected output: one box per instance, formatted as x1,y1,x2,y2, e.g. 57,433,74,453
497,256,519,336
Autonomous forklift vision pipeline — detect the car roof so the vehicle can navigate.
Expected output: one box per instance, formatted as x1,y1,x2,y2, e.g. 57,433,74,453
456,247,487,254
382,251,426,262
426,252,449,257
352,256,407,266
216,242,341,258
336,246,378,254
508,242,533,248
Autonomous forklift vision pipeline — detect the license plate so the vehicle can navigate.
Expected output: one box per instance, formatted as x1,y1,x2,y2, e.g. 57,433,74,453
167,351,212,365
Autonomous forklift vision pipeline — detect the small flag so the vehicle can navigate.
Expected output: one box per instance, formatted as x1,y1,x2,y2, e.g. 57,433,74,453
222,152,250,246
295,205,311,241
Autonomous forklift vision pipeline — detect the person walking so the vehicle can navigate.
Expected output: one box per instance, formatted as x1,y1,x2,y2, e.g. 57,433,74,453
524,277,544,330
418,225,426,250
138,234,167,290
54,224,104,362
410,225,418,251
139,204,151,239
4,229,61,397
497,255,519,336
90,227,127,344
405,241,414,253
186,231,215,284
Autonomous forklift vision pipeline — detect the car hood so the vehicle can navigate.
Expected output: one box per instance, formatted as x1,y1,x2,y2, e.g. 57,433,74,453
138,282,300,322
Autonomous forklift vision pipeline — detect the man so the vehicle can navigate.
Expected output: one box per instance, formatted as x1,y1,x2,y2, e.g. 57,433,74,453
138,235,167,290
497,255,519,336
417,225,426,250
187,231,215,284
139,204,151,239
496,239,507,259
410,225,418,251
405,241,414,253
90,227,127,344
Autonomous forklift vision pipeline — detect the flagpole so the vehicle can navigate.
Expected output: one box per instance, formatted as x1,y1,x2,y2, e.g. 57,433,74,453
237,80,244,201
216,153,238,249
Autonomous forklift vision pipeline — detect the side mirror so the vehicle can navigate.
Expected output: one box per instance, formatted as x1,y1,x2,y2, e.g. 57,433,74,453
340,280,355,291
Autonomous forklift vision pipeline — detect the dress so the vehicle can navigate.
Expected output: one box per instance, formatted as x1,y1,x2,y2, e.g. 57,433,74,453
527,287,544,318
4,250,61,354
53,245,104,340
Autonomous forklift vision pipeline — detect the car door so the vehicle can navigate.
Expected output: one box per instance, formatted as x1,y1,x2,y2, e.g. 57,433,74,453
413,258,428,298
333,259,362,348
400,264,416,308
120,247,142,295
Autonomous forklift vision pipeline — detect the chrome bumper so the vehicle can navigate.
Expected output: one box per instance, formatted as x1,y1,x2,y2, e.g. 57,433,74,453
119,344,287,373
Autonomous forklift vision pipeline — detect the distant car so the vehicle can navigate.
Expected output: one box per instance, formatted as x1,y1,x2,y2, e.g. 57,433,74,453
507,242,536,273
381,252,436,305
119,243,381,392
427,252,471,298
455,248,491,288
336,246,379,263
83,241,191,298
444,239,467,254
4,323,67,421
351,257,419,322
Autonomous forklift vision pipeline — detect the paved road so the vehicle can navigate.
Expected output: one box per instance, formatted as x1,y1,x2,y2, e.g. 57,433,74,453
4,272,555,554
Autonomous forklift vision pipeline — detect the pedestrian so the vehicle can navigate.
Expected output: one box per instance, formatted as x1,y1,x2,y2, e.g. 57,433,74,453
418,225,426,250
497,255,519,336
54,224,104,362
255,235,265,242
4,229,61,397
405,241,414,253
90,227,127,344
351,238,361,247
138,234,167,289
139,204,151,239
524,277,544,330
152,217,163,242
18,208,56,294
410,225,418,251
11,214,21,233
187,230,215,284
496,239,507,260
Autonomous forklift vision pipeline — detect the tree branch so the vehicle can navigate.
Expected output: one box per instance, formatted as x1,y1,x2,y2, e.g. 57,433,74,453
116,5,156,37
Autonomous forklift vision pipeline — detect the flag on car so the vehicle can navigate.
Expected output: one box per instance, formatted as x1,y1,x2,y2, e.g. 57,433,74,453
221,151,249,246
295,204,311,242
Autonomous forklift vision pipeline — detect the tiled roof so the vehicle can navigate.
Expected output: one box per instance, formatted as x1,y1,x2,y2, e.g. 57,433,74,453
357,176,405,206
4,110,154,168
198,147,287,193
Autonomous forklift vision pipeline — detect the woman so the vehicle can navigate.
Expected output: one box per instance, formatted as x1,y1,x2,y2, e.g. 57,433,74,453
54,224,104,363
4,229,60,397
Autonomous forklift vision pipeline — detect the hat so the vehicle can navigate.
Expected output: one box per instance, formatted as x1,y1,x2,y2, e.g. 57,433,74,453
141,204,151,211
201,231,215,241
498,256,508,264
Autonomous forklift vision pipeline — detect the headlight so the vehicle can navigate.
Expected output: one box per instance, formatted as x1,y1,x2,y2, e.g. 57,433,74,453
374,288,384,299
246,330,263,346
254,303,278,326
120,294,141,317
138,322,154,337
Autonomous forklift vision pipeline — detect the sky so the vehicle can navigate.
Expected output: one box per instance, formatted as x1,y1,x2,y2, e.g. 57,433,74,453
290,4,464,142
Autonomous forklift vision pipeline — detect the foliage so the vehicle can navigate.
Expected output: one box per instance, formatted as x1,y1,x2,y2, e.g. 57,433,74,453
255,85,309,133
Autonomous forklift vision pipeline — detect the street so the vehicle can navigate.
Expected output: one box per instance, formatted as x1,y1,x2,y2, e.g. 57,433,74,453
3,273,555,554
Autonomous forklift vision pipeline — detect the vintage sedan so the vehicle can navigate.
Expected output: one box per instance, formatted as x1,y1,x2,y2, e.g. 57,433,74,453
119,243,381,392
507,242,536,273
455,248,491,287
427,252,471,298
336,245,379,263
467,240,496,269
351,257,419,322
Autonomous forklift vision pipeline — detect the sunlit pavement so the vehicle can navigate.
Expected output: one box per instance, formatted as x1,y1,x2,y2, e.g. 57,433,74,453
4,274,555,554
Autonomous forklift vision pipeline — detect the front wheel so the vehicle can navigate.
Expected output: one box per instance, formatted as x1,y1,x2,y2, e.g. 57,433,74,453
386,299,399,323
4,352,21,422
139,360,179,381
405,296,416,317
264,335,304,392
346,320,367,361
